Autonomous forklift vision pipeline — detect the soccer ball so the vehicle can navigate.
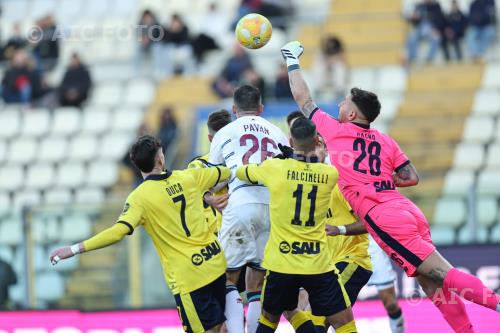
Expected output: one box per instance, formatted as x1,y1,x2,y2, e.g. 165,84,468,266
235,13,272,49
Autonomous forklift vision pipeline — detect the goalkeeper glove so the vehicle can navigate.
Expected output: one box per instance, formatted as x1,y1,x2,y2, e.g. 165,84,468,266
280,41,304,69
275,143,294,159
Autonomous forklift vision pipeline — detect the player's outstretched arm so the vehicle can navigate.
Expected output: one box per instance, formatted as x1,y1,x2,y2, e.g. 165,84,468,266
326,220,367,236
392,162,419,187
281,41,317,117
50,223,130,265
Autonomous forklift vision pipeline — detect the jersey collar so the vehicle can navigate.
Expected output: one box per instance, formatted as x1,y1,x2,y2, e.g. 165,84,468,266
352,122,370,129
292,154,320,163
145,170,172,181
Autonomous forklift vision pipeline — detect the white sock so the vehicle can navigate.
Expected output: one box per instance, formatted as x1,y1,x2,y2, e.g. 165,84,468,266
225,286,245,333
246,291,261,333
389,312,405,333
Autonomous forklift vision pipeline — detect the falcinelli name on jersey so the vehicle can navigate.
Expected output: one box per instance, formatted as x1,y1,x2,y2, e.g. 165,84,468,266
191,240,222,266
243,123,270,135
279,241,321,255
287,170,329,184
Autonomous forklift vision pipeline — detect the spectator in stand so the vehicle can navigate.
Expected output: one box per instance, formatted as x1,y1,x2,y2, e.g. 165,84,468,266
31,15,60,71
274,63,293,100
192,2,227,64
241,68,266,101
212,44,252,98
163,14,195,76
158,106,178,160
233,0,263,29
312,36,349,102
1,50,47,104
59,53,92,107
0,258,17,310
1,23,27,62
467,0,496,61
406,0,449,63
259,0,294,30
135,9,164,78
445,0,468,61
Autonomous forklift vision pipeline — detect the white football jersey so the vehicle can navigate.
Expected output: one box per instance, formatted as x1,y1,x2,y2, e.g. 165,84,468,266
209,115,288,205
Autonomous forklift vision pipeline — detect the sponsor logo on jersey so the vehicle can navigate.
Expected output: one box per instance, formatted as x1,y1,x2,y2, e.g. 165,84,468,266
374,180,396,192
191,241,222,266
279,241,320,255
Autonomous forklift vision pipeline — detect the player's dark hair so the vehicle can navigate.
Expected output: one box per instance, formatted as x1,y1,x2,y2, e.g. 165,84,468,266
129,135,162,173
286,111,305,126
290,118,317,147
233,85,261,112
350,87,381,123
207,109,232,133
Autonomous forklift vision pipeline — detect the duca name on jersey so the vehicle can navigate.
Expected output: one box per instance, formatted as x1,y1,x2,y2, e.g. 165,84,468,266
279,241,321,255
243,123,270,135
165,183,183,196
287,170,329,184
191,241,222,266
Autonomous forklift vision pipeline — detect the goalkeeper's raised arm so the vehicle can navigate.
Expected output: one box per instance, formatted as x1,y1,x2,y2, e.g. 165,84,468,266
281,41,317,118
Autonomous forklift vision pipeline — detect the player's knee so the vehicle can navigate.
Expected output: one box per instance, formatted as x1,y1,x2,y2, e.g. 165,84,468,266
383,301,400,315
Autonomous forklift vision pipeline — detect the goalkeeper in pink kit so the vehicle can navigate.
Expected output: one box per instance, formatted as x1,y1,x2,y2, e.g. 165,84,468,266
280,41,500,333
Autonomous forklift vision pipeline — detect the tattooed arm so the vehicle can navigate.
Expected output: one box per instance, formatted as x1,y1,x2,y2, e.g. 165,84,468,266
288,69,318,118
393,162,419,187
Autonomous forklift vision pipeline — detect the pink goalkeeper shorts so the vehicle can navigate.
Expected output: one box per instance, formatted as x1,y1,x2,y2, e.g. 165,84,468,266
362,198,436,277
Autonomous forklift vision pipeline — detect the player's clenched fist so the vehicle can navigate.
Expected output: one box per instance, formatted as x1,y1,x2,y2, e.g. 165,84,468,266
280,41,304,66
49,244,82,265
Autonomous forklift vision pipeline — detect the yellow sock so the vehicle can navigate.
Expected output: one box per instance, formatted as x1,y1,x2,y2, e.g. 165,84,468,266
309,314,326,328
289,311,310,330
336,320,357,333
259,314,279,330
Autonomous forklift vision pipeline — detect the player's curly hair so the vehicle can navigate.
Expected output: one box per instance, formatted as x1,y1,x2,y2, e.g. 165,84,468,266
207,109,232,133
351,87,381,123
130,135,162,173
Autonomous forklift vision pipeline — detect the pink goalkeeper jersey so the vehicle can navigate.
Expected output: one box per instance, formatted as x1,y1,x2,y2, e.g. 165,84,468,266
311,108,410,218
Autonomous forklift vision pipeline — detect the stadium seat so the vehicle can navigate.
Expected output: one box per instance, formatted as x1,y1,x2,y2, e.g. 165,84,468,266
99,132,134,161
0,165,24,192
28,0,57,21
8,138,37,165
485,143,500,168
87,160,119,188
482,63,500,89
457,225,488,244
443,169,475,195
491,223,500,242
60,214,92,242
0,245,14,263
109,0,137,19
81,107,112,134
91,64,134,83
349,67,377,92
110,108,144,132
80,0,111,19
1,0,29,21
36,271,65,302
377,93,402,121
123,79,156,107
9,276,26,305
68,135,99,162
90,82,123,107
13,191,42,210
0,110,20,140
452,143,485,170
26,164,55,190
52,107,81,136
21,109,51,137
0,141,6,165
477,169,500,195
74,187,105,204
462,116,495,144
472,89,500,115
0,218,23,245
430,225,456,245
38,136,68,163
377,66,408,93
44,188,73,205
45,217,61,243
477,197,498,227
433,197,466,227
56,162,86,189
0,192,11,216
55,0,84,25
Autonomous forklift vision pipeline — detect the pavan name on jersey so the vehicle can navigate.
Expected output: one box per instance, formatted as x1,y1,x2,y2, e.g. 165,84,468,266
287,170,329,184
243,123,270,135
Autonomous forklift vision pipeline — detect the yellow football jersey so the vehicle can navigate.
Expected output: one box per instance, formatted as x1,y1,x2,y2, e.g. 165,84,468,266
237,156,338,274
117,167,230,294
187,154,227,234
326,185,372,271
